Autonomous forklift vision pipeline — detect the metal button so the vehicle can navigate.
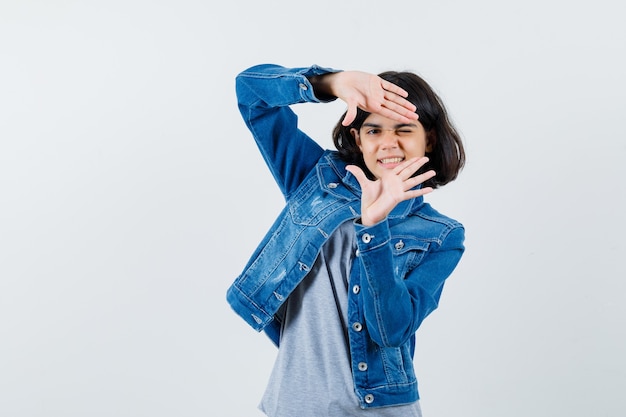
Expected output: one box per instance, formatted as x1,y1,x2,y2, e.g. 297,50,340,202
362,233,371,243
364,394,374,404
352,322,362,332
328,182,338,188
395,240,404,250
358,362,368,371
355,249,360,257
299,83,308,90
352,285,360,294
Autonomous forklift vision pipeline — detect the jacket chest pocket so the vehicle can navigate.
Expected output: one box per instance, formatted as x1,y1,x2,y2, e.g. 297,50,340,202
288,176,354,226
390,237,431,277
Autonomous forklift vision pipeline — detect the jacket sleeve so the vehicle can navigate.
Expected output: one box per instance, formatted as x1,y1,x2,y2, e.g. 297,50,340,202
235,64,340,199
354,219,465,347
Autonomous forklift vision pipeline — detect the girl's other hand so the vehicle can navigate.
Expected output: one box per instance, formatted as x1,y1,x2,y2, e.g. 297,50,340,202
346,157,436,226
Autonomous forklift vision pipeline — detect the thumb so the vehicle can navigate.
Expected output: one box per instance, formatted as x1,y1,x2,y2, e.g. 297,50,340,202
346,165,368,187
342,103,357,126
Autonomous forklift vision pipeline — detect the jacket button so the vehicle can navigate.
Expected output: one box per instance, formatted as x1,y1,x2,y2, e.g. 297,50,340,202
299,83,308,90
355,249,360,257
358,362,368,371
352,322,362,332
328,182,338,188
362,233,371,243
352,285,360,294
364,394,374,404
395,240,404,250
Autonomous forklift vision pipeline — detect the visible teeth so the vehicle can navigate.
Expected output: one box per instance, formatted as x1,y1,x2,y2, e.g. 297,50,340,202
380,157,403,164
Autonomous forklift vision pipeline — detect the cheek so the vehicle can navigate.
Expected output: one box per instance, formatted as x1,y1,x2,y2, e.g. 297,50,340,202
363,153,379,170
358,139,376,154
405,138,428,155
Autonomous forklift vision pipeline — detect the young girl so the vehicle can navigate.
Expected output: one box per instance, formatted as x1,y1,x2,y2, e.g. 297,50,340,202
227,64,466,416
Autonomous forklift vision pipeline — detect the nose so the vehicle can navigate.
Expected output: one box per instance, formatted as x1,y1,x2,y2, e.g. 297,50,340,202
381,130,399,149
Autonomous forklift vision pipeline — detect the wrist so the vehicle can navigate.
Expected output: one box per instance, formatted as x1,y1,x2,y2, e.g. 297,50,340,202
308,73,338,99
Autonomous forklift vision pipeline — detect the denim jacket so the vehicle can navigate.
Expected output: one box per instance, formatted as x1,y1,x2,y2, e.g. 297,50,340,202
226,64,465,409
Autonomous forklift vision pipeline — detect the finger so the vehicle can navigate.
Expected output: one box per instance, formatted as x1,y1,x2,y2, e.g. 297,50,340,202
383,89,417,112
346,165,369,187
342,103,358,126
416,170,437,184
394,156,429,178
380,80,417,114
380,79,409,98
377,98,418,123
382,96,418,119
394,184,435,205
404,170,436,190
374,105,418,124
407,186,434,199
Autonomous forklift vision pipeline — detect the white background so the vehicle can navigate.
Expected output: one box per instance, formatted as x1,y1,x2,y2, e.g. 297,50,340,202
1,1,625,416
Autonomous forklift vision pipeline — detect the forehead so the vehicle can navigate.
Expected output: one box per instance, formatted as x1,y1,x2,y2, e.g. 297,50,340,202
362,113,421,129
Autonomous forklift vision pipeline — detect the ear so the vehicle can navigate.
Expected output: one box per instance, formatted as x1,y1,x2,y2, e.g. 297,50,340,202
350,127,363,150
426,130,436,153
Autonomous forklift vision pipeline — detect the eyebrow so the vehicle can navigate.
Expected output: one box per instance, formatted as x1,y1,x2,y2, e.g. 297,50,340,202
361,122,418,129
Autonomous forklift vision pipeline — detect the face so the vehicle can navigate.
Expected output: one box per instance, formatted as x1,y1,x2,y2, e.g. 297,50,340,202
350,113,432,179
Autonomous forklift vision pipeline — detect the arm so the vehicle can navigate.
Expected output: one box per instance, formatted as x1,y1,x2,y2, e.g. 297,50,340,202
235,64,339,198
355,220,465,347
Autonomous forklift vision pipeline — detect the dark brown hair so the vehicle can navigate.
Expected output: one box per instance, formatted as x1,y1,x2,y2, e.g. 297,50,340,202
332,71,465,188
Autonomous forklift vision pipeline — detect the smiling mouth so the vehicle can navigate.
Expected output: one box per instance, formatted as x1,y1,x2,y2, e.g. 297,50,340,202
378,157,404,164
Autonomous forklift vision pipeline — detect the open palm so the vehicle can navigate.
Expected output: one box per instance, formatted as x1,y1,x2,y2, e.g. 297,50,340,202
346,157,436,226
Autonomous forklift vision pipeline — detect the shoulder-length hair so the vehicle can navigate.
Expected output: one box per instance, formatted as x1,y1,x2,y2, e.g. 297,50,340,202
332,71,465,188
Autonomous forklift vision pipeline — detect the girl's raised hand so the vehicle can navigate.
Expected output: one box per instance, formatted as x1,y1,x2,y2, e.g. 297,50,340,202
314,71,419,126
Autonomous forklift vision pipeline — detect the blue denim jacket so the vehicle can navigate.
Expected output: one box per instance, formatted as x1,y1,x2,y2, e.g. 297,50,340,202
226,64,465,409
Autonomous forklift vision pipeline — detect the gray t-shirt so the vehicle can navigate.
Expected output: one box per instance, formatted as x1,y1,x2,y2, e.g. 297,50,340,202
259,222,422,417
